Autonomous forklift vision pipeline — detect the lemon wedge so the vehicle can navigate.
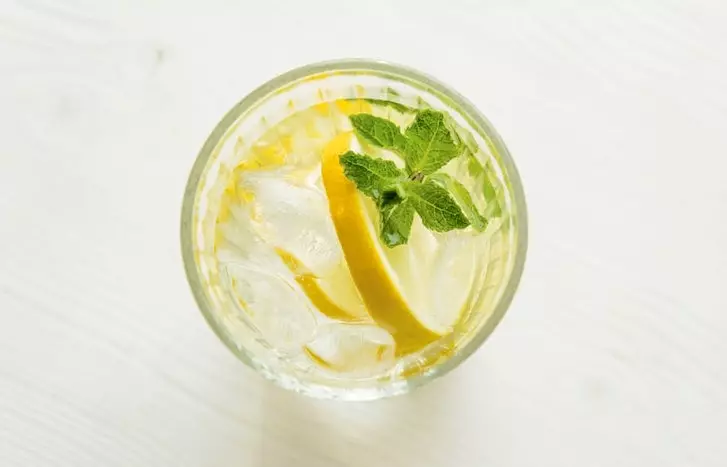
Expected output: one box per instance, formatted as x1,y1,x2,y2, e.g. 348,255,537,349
320,133,441,356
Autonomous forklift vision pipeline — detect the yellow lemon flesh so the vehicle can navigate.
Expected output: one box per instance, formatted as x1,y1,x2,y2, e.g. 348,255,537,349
275,248,366,323
320,133,441,356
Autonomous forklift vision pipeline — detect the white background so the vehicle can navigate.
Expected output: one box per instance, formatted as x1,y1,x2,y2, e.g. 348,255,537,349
1,1,726,466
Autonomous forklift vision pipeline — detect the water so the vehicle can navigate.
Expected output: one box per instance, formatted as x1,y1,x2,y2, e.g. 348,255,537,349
213,99,499,380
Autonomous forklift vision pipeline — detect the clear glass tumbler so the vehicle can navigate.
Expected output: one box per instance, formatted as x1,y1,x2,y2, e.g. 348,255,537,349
181,59,527,400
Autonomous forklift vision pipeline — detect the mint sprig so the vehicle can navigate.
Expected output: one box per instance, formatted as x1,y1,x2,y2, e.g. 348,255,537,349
341,108,490,247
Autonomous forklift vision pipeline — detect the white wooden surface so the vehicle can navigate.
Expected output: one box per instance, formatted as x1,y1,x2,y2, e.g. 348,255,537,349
1,1,726,465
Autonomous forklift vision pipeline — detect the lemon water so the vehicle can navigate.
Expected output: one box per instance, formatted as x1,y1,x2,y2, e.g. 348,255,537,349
214,99,500,379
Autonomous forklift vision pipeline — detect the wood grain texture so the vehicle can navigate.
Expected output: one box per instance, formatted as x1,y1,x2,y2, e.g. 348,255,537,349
1,0,726,465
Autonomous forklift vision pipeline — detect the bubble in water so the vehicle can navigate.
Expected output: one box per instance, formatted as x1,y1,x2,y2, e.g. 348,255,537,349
222,261,317,354
305,323,396,377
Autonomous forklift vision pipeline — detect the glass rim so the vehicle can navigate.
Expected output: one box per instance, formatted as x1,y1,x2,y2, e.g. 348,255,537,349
181,58,528,398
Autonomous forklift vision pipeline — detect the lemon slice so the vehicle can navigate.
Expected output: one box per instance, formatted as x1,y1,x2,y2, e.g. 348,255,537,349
275,248,367,323
320,133,441,356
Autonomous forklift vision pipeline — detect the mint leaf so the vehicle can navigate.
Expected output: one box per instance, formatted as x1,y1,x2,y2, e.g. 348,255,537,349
466,152,484,177
403,110,462,175
379,198,415,247
339,151,406,200
350,114,406,151
429,173,487,231
466,154,502,218
404,180,469,232
480,162,502,218
355,98,415,114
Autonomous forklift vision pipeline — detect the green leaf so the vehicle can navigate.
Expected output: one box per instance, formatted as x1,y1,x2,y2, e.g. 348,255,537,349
350,114,407,151
456,126,481,160
355,98,415,114
481,162,502,218
339,151,406,200
429,173,488,231
466,151,484,177
403,110,462,175
466,154,502,218
404,180,470,232
379,198,415,247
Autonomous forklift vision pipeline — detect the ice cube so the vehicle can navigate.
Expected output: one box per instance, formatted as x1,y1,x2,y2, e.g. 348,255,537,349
424,231,478,331
304,323,396,377
239,173,341,274
221,261,318,353
216,204,258,258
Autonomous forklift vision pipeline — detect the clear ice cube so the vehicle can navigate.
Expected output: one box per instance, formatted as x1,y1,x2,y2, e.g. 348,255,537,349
424,231,478,331
239,172,341,274
305,323,396,377
221,261,317,353
216,204,258,258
